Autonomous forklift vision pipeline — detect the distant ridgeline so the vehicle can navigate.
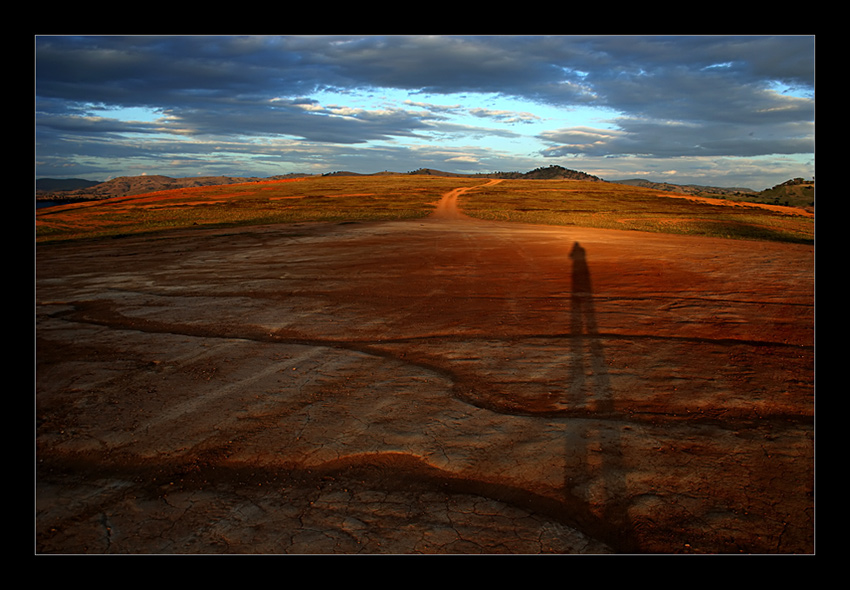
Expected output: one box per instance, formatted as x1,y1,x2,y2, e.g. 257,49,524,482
37,167,812,210
36,166,603,202
35,174,309,201
407,165,603,181
35,178,101,193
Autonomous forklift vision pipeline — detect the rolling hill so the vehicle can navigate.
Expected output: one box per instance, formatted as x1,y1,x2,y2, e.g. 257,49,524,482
35,166,813,211
612,177,815,211
36,166,602,202
35,173,315,201
610,178,758,197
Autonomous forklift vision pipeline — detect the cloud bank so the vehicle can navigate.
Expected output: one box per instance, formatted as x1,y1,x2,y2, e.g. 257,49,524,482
35,35,815,188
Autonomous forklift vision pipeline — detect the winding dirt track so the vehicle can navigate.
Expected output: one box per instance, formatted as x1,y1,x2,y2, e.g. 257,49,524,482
35,180,814,554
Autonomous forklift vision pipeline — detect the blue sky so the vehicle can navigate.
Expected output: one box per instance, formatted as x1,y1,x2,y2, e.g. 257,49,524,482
35,35,815,190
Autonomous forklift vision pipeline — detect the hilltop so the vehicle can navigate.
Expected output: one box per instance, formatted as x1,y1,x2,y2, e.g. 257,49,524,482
492,165,603,181
402,165,603,181
757,177,815,209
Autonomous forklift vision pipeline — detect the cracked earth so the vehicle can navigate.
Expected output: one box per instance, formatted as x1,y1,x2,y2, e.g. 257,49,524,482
35,181,814,554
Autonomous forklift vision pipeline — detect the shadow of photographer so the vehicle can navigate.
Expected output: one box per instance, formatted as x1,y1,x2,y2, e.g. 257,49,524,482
562,241,634,550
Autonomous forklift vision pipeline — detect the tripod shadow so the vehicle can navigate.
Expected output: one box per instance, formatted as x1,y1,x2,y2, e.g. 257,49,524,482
563,241,633,550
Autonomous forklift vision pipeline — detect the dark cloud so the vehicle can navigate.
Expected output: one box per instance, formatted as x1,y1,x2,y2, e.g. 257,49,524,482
162,100,440,144
35,35,815,184
540,116,814,159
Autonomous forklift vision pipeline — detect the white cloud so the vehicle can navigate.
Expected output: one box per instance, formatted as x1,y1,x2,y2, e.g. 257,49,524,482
468,107,542,124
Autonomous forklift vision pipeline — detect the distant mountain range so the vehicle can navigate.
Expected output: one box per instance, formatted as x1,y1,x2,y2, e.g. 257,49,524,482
35,166,813,210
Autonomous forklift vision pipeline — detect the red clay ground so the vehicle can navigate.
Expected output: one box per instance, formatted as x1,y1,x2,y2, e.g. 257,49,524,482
35,181,814,554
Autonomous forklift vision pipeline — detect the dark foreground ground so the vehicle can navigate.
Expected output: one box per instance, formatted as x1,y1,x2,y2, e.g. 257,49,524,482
35,187,814,554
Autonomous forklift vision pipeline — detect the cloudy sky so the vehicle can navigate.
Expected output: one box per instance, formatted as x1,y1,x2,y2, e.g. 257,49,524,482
35,35,815,190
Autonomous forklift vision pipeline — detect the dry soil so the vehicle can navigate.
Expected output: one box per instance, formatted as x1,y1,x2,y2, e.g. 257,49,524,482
35,180,814,554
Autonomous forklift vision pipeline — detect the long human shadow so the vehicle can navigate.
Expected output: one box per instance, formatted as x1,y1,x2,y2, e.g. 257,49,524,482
566,242,612,411
563,241,634,550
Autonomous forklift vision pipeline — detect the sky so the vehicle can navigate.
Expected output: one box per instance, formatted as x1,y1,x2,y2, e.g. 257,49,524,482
34,35,815,190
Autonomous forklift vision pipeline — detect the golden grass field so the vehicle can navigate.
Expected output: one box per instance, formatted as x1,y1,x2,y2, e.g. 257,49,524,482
36,175,814,244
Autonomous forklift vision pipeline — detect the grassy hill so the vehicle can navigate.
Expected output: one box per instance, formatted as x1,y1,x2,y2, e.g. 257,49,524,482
406,165,602,181
613,177,814,212
611,178,757,197
36,175,814,245
459,178,813,244
38,167,813,216
755,178,815,209
35,173,316,200
35,166,602,201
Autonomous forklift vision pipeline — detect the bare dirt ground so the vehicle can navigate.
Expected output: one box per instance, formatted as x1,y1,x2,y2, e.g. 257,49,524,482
35,180,814,554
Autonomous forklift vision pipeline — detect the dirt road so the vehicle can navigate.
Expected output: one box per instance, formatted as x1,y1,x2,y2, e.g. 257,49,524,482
35,180,814,553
